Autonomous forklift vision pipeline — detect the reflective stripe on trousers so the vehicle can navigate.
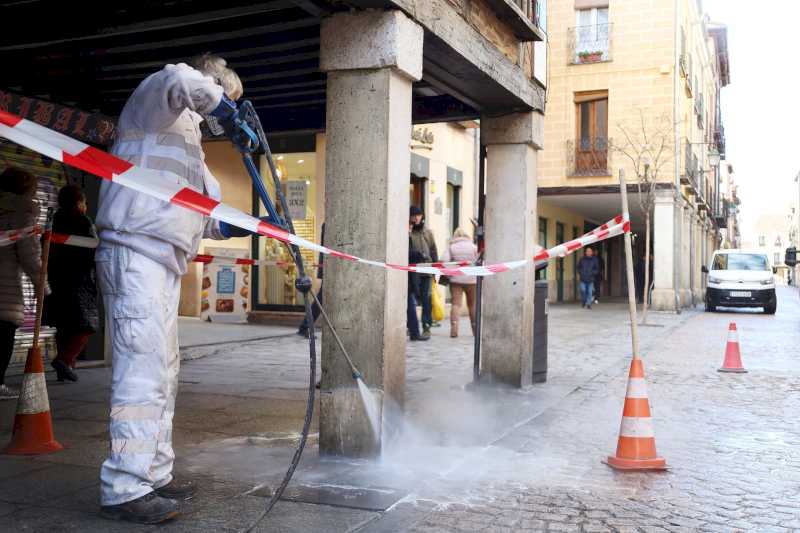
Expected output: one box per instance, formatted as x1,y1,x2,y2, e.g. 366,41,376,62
96,244,181,506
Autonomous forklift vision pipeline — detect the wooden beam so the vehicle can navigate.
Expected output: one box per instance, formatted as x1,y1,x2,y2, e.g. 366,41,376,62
256,99,326,109
243,66,320,82
98,38,321,73
95,52,319,81
99,18,319,56
248,89,326,102
0,2,295,52
288,0,330,17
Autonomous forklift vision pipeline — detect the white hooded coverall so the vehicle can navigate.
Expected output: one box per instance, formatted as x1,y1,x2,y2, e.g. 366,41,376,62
95,63,227,505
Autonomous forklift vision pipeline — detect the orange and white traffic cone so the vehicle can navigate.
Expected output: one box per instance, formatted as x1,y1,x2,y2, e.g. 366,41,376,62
718,322,747,373
3,346,63,455
605,357,667,471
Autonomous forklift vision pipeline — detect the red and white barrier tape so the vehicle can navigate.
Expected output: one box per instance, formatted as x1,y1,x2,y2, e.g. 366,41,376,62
0,226,38,247
0,110,629,276
0,226,100,249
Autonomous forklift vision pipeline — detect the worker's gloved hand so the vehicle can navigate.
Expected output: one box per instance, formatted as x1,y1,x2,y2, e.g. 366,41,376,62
219,217,272,239
205,94,238,137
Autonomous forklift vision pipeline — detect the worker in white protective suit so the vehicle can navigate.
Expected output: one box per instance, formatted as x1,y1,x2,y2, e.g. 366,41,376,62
95,55,252,524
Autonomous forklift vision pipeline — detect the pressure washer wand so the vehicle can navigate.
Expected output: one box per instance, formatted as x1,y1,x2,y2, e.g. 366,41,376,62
309,289,362,381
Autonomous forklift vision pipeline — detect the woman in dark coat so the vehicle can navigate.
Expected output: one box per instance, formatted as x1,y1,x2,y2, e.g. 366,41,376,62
44,185,98,382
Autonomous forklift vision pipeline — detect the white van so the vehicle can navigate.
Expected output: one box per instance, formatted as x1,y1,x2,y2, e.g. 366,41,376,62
702,250,777,314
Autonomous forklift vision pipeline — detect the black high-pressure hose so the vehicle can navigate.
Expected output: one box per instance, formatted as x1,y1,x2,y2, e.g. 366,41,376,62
231,103,318,531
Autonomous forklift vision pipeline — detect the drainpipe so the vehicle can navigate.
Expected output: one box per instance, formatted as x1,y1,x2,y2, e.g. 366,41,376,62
672,0,682,313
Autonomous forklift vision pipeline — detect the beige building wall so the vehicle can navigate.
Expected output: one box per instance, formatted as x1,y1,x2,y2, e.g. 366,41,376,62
537,201,585,301
538,0,727,308
540,0,676,191
410,123,478,247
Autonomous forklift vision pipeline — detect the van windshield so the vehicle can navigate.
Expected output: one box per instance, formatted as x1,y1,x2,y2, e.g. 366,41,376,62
712,254,770,271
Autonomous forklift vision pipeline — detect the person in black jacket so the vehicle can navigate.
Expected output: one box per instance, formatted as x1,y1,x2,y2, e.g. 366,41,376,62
408,221,429,342
576,247,600,309
44,185,98,382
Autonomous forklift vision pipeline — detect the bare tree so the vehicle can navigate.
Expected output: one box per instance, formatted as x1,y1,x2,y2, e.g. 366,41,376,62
612,110,673,325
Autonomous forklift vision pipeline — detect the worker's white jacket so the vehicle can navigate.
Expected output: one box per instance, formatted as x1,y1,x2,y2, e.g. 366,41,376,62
96,63,225,275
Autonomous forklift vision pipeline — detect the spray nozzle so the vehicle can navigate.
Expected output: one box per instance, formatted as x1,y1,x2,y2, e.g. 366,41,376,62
352,371,362,381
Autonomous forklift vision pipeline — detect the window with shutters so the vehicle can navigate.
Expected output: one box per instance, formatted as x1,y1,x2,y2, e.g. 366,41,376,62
572,92,609,175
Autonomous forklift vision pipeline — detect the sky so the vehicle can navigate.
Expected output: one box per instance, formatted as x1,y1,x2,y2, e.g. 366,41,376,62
703,0,799,242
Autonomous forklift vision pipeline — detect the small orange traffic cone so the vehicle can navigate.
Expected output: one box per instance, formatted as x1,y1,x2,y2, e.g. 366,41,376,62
605,357,667,471
3,345,63,455
719,322,747,373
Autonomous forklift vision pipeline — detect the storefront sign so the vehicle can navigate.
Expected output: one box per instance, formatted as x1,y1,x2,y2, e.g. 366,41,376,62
201,247,250,323
412,127,434,145
286,180,307,221
0,90,116,146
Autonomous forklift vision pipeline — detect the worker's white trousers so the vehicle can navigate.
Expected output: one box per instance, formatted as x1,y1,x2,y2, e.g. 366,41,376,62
96,244,181,506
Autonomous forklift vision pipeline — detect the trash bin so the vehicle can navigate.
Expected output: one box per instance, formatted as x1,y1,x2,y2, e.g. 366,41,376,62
532,280,549,383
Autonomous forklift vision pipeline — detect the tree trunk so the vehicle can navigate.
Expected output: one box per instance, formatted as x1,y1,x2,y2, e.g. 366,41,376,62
641,213,651,325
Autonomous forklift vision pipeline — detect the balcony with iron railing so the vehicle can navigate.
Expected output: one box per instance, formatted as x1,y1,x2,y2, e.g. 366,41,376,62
714,123,726,158
568,23,612,65
681,141,698,190
567,138,611,176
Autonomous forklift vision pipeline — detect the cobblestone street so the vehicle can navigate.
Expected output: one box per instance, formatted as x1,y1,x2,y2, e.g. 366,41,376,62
1,288,799,532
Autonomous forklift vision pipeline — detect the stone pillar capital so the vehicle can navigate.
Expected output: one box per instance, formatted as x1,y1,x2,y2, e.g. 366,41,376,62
321,10,423,82
481,111,544,149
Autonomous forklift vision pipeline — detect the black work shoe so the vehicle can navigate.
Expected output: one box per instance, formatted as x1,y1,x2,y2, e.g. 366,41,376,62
51,359,78,382
100,492,179,524
154,479,196,501
410,335,430,342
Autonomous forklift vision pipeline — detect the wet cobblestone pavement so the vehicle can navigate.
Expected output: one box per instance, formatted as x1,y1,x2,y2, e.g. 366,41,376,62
1,288,798,532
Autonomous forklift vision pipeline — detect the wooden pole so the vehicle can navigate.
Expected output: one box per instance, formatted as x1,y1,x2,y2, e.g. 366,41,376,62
32,208,53,348
618,170,640,360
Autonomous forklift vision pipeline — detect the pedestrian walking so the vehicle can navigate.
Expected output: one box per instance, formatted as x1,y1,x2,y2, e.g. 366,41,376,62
442,228,478,338
0,167,47,400
409,205,438,339
634,254,645,304
297,222,324,338
43,185,99,383
95,55,248,523
594,249,605,304
408,222,429,342
577,248,600,309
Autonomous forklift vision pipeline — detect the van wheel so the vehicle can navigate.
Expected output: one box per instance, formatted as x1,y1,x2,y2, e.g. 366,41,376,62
764,303,777,315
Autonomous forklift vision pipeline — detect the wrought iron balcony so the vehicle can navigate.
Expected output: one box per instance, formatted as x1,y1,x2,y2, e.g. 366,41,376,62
567,138,611,176
568,24,612,65
681,141,698,190
714,124,726,157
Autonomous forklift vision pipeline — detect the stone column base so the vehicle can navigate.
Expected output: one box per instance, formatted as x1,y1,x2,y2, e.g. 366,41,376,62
651,289,677,311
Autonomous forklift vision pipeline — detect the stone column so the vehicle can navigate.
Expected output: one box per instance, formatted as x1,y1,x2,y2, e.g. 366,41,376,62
318,10,423,457
652,192,677,311
680,204,693,307
479,112,543,387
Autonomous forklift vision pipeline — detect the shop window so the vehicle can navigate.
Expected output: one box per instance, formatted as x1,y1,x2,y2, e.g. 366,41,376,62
253,151,317,311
